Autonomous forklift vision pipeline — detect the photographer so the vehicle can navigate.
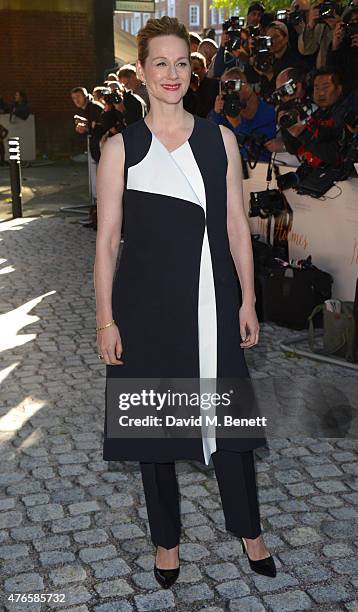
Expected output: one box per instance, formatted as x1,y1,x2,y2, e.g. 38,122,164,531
71,86,104,228
326,5,358,93
71,86,104,164
207,67,276,162
286,0,317,65
265,65,314,154
282,67,346,167
189,32,202,51
298,0,342,67
339,103,358,178
247,2,265,27
187,52,219,117
106,78,147,124
213,24,259,82
99,86,126,145
248,21,303,100
198,38,218,77
117,64,150,110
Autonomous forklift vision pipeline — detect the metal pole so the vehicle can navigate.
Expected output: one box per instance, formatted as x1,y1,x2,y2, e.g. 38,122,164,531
280,334,358,371
203,0,207,30
87,134,93,205
8,137,23,218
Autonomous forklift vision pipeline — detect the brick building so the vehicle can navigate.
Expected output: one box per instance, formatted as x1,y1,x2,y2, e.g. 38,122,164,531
115,0,237,42
0,0,115,157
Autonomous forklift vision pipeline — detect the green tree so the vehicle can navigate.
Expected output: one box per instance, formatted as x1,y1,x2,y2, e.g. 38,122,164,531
210,0,291,17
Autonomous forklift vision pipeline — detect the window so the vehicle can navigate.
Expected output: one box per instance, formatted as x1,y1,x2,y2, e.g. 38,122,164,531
132,12,141,34
167,0,175,17
211,7,217,24
189,5,200,26
218,8,225,22
143,12,150,23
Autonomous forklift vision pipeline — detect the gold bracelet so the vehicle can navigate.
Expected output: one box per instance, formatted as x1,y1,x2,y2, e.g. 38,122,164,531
96,319,116,332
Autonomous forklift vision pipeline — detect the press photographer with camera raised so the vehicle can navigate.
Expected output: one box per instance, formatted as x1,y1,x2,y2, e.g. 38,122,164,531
108,81,147,125
265,65,314,154
298,0,342,67
282,67,345,168
208,67,276,163
71,86,104,164
250,21,302,100
285,0,317,66
99,85,126,145
213,21,256,81
326,5,358,94
186,51,219,117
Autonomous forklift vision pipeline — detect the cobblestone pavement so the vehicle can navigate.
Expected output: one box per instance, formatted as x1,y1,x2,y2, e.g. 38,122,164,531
0,216,357,612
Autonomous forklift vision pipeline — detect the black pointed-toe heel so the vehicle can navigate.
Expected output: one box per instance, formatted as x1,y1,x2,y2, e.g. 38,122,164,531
153,547,180,589
241,538,277,578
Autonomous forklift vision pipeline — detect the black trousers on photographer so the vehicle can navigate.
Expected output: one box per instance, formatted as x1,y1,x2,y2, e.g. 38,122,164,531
140,449,261,548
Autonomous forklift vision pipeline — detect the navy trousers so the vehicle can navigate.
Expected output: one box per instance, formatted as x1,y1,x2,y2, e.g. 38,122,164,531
140,449,262,548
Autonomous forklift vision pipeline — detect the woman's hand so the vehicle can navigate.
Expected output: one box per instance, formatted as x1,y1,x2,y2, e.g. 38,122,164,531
239,303,259,348
97,324,124,365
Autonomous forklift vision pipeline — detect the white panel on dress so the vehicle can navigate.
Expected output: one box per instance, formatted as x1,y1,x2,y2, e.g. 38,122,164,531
171,143,218,466
127,136,203,207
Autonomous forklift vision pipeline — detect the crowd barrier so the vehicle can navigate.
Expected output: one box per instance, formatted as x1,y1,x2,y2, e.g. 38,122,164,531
1,114,36,161
242,162,358,301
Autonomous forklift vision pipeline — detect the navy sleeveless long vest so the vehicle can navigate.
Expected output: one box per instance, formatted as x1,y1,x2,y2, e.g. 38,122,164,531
103,114,265,464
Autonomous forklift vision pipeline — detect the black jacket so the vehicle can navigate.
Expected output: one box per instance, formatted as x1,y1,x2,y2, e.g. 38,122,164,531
81,98,104,163
285,100,346,167
326,41,358,96
194,77,220,118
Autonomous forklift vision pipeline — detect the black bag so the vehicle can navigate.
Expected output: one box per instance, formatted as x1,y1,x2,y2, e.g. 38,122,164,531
256,264,333,329
251,234,286,322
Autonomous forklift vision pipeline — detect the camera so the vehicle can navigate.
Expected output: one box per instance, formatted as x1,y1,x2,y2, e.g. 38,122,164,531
223,16,245,29
251,36,273,72
248,25,261,37
219,79,245,117
222,16,246,52
190,72,200,89
252,35,272,53
287,7,306,25
271,79,297,105
276,9,288,21
317,1,341,22
100,87,122,105
73,114,88,128
277,99,314,129
249,189,286,218
276,164,340,197
237,131,269,161
343,21,358,39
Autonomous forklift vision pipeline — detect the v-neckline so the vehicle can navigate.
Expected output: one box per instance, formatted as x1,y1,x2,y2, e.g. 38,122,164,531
143,114,196,155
